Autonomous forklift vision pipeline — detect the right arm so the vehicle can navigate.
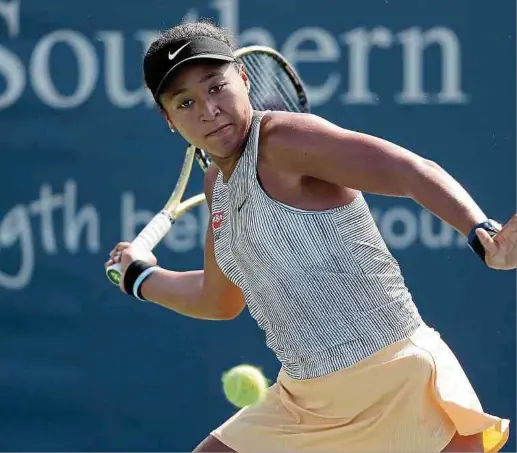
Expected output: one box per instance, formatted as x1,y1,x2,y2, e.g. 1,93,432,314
121,165,246,320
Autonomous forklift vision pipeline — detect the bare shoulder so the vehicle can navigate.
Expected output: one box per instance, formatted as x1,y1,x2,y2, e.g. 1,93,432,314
259,110,320,139
258,111,305,162
258,110,355,170
203,163,220,210
260,110,362,150
260,110,349,134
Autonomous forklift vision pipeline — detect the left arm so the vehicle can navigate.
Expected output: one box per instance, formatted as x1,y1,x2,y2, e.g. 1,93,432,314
265,112,485,236
263,112,516,268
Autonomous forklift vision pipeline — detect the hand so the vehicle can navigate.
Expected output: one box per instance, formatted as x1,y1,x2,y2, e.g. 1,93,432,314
476,214,517,270
104,242,158,292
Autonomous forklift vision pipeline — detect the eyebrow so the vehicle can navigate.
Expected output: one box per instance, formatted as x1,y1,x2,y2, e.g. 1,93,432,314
170,70,224,99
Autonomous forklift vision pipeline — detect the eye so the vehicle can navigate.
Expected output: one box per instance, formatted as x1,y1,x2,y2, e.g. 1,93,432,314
178,99,193,109
209,83,226,94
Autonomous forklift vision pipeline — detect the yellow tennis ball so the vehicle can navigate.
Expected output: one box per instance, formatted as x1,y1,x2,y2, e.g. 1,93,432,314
222,364,268,408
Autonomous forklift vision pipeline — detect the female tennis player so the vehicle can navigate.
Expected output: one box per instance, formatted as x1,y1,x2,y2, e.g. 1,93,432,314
105,21,515,452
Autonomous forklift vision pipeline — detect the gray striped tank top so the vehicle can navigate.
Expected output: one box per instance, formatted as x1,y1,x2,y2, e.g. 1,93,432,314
211,111,422,380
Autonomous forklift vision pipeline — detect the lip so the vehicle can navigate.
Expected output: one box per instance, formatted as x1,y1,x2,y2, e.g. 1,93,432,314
205,124,232,137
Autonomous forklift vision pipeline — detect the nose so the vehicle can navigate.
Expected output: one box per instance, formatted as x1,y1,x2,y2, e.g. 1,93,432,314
200,99,220,122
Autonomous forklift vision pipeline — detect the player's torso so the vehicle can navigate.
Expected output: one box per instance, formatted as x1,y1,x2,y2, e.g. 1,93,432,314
210,111,421,379
213,179,392,291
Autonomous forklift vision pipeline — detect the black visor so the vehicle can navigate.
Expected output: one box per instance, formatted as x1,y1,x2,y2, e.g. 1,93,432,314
144,36,236,102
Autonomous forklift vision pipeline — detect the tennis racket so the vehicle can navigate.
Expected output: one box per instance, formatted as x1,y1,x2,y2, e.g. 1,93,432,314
105,45,309,285
105,146,210,285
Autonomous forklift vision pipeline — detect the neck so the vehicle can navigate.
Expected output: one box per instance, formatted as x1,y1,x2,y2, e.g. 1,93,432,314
218,156,241,183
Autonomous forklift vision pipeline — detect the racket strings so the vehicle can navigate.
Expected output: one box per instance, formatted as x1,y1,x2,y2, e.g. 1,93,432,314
240,53,304,113
247,57,300,112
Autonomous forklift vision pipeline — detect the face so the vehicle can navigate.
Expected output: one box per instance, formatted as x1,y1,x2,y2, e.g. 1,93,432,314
159,61,252,161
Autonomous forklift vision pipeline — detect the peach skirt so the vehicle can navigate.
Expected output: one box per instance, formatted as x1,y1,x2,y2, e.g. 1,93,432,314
211,323,509,452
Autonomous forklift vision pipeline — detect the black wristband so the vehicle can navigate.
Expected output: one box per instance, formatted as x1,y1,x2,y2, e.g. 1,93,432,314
467,220,501,262
123,260,154,298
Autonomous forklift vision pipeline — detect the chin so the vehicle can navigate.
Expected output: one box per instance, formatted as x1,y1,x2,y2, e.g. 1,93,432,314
212,148,238,160
216,136,242,155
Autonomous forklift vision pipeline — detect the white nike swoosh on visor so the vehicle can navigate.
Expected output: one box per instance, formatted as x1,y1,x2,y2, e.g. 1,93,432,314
168,41,191,61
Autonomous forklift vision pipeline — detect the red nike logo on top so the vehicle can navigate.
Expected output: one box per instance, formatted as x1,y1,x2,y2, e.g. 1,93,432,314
212,211,224,230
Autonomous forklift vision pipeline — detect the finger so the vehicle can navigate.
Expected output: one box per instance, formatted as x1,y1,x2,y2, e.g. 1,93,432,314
476,228,499,254
498,214,517,240
110,242,130,258
104,259,113,268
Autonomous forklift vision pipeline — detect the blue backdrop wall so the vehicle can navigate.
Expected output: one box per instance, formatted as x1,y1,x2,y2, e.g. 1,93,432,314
0,0,515,450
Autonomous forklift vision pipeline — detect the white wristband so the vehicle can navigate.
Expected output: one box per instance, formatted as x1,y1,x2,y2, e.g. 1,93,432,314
133,266,159,301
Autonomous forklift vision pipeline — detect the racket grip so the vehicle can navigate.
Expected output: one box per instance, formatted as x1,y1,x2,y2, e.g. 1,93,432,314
132,210,174,251
105,211,173,286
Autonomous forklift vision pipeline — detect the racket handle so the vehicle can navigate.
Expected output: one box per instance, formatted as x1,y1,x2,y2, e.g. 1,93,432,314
105,211,174,286
133,210,174,251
